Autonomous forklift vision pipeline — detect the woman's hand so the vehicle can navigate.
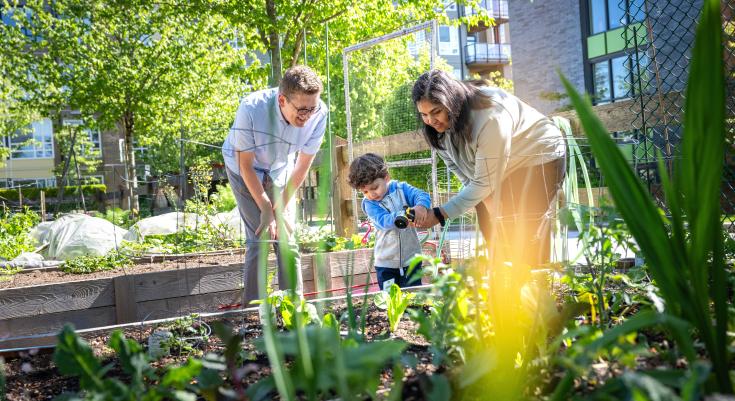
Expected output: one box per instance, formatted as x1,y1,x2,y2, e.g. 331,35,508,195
412,205,429,226
415,208,440,229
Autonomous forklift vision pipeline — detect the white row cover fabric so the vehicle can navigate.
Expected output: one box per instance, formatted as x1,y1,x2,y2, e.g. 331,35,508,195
32,214,127,260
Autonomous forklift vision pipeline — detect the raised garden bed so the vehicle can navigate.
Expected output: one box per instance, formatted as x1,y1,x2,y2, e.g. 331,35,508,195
2,296,434,401
0,248,374,350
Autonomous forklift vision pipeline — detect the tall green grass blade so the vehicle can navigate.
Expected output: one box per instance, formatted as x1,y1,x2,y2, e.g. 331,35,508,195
678,0,729,390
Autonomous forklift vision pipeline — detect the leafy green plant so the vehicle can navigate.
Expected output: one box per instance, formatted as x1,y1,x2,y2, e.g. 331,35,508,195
374,283,415,332
0,206,40,261
248,324,407,401
564,203,639,327
61,251,131,274
256,290,320,330
157,314,211,357
558,0,732,393
210,183,237,212
53,325,205,400
294,224,373,253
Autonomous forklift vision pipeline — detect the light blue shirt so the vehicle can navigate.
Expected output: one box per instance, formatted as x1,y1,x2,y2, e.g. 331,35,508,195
222,88,327,186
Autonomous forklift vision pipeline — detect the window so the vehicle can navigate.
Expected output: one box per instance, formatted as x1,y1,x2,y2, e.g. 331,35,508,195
438,25,459,56
439,26,450,43
610,56,629,98
593,61,611,102
80,128,102,154
591,53,650,103
6,119,54,159
590,0,607,34
589,0,645,34
7,178,56,189
585,0,649,103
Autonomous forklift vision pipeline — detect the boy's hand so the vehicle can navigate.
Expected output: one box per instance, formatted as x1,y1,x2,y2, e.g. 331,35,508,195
412,205,429,226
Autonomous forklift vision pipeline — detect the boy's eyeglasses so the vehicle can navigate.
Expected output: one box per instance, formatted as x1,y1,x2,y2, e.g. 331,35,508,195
286,96,321,117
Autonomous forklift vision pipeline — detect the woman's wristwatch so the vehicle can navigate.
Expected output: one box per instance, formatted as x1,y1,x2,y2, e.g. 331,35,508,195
432,207,446,227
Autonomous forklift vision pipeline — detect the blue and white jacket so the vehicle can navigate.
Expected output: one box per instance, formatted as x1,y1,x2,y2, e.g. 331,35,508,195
362,181,431,268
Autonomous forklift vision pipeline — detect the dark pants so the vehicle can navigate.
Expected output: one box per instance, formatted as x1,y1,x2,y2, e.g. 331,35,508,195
225,167,302,305
375,262,423,291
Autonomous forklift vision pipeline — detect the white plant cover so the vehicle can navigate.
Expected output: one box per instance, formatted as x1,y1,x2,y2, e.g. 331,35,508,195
44,214,127,260
123,212,205,241
11,252,44,263
29,221,55,247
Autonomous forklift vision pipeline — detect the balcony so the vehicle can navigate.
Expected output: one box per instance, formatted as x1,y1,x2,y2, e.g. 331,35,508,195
465,0,509,32
465,43,511,66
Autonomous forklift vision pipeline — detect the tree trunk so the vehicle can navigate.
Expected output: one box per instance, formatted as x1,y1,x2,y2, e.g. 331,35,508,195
122,111,140,212
266,0,282,86
55,127,77,213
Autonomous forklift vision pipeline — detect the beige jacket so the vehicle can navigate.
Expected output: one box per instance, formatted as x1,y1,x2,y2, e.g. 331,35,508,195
438,87,566,219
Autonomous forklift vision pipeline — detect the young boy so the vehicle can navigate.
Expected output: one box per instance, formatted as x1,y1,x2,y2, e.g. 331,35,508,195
348,153,431,290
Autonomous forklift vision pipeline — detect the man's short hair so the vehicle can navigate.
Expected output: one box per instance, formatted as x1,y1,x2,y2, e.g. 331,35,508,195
279,65,323,97
348,153,388,189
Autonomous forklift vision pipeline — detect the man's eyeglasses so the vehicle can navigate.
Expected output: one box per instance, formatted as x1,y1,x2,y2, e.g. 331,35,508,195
286,96,321,117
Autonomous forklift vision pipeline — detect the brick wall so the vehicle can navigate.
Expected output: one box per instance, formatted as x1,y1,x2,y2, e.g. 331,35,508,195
507,0,586,115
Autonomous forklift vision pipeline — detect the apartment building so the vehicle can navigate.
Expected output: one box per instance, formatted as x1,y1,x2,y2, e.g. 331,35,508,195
440,0,512,81
507,0,703,115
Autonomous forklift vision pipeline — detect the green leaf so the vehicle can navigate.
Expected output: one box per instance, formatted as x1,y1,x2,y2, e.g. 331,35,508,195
53,325,104,391
161,358,203,388
373,291,389,310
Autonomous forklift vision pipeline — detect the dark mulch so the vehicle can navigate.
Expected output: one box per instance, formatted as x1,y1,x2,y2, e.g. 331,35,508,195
3,300,435,401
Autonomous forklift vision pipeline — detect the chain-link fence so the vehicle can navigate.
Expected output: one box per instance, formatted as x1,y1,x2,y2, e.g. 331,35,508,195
624,0,735,226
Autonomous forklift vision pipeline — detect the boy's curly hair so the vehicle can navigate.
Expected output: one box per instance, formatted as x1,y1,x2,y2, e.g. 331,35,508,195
348,153,388,189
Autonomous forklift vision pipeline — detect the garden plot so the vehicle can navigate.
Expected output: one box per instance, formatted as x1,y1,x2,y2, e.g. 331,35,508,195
0,247,374,350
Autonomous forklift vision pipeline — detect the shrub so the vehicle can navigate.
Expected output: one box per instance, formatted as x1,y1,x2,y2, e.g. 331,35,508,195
61,251,131,274
0,207,40,261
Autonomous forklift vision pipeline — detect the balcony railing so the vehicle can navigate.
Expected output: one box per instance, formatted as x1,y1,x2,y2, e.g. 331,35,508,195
465,43,511,65
466,0,510,20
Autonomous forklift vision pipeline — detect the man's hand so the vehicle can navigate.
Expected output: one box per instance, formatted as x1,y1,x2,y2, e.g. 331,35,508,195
256,206,277,239
412,205,429,226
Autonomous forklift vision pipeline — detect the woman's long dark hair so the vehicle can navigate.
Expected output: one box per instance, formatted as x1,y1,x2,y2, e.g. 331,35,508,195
411,69,492,151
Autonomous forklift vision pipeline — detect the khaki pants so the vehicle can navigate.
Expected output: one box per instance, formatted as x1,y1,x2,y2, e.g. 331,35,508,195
226,167,302,305
475,158,564,268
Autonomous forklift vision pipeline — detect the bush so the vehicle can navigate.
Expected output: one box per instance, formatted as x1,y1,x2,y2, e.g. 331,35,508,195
61,251,131,274
211,183,237,212
0,207,40,261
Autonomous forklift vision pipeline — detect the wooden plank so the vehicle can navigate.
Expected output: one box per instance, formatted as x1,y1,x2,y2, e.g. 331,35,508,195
135,289,244,321
114,275,138,324
0,335,57,351
329,272,376,295
332,145,356,236
131,264,244,303
328,249,374,277
352,130,429,157
0,278,115,320
0,306,116,340
310,253,332,298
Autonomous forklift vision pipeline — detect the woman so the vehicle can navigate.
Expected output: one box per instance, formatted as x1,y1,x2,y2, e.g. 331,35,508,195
412,70,566,267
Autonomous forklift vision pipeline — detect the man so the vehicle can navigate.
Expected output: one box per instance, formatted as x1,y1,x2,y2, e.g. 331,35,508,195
222,65,327,303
